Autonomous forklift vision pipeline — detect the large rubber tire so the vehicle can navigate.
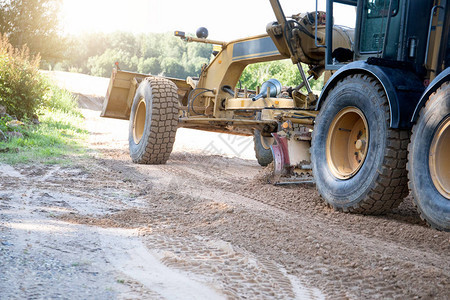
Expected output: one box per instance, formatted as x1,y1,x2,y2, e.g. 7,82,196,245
253,129,274,166
311,74,409,214
408,82,450,231
128,77,179,164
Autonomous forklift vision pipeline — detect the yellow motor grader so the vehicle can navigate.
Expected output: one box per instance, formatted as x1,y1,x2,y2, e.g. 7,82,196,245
101,0,450,231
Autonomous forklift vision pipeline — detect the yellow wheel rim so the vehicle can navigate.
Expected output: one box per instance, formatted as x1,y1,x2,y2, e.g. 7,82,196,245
326,107,369,179
260,134,274,150
429,116,450,199
133,98,146,144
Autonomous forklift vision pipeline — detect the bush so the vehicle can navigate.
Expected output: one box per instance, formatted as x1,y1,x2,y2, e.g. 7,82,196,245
0,34,80,120
0,34,47,120
0,73,85,163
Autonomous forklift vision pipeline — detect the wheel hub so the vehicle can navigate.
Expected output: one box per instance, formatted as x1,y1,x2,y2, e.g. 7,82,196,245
326,107,369,179
429,115,450,199
355,139,365,150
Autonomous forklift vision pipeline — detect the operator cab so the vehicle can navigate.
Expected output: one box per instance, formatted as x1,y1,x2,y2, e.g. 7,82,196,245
328,0,448,82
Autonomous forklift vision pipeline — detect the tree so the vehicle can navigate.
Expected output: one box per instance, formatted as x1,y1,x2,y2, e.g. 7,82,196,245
109,31,137,56
58,31,214,78
240,60,324,92
87,49,137,78
138,57,162,75
161,57,185,78
0,0,65,63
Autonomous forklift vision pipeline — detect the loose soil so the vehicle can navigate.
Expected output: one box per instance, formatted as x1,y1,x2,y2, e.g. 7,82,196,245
0,72,449,299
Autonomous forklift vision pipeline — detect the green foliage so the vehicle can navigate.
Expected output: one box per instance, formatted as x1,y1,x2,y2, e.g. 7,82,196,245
0,34,47,119
0,0,66,64
41,78,81,116
59,31,323,91
0,116,9,134
60,32,213,79
161,57,185,78
0,32,84,164
0,115,27,138
0,34,81,120
239,60,324,92
87,48,137,77
0,109,87,164
137,57,161,75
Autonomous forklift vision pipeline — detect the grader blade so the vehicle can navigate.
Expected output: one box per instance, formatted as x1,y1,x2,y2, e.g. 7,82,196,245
271,133,314,185
271,133,291,176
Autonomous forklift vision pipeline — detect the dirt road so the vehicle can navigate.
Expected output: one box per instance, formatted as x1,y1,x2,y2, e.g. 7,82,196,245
1,72,449,299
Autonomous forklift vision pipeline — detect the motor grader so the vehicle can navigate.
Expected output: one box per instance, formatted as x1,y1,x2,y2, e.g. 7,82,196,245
101,0,450,231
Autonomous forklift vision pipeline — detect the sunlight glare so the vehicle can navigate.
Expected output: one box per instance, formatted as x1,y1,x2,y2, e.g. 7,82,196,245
61,0,355,40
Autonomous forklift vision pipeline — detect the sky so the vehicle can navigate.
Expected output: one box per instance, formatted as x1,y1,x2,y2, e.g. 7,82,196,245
61,0,356,41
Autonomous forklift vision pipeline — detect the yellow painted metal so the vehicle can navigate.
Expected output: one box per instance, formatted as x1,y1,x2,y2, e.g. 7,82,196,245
261,109,318,125
260,134,274,150
101,69,191,120
326,107,369,180
425,0,445,81
184,36,227,46
132,98,146,144
267,11,354,66
288,139,311,166
179,117,276,125
196,34,287,118
101,11,354,138
226,97,295,110
429,115,450,199
101,70,146,120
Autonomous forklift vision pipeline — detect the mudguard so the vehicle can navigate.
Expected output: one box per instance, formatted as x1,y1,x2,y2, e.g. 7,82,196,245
411,67,450,123
316,61,425,129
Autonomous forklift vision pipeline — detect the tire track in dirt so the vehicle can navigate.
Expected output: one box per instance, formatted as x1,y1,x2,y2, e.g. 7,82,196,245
143,234,323,299
1,162,325,299
5,156,446,299
73,73,450,298
98,151,449,299
0,171,157,299
3,76,449,299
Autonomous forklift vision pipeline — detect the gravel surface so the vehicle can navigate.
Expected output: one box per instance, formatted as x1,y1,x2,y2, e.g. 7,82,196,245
0,72,449,299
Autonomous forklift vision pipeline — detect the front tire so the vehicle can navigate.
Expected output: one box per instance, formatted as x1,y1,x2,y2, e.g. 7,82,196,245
128,77,179,164
311,74,409,214
253,129,274,166
408,82,450,231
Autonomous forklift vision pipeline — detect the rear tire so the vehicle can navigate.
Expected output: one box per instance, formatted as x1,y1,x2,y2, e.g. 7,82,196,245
311,74,409,214
408,82,450,231
128,77,179,164
253,129,274,166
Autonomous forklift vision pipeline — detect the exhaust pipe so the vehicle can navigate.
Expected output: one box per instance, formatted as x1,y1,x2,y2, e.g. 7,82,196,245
252,79,282,101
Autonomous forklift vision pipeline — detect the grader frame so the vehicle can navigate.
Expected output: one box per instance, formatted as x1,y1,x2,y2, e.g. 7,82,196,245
101,0,450,231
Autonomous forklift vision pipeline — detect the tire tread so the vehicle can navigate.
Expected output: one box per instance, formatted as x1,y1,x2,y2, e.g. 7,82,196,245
407,81,450,230
313,74,410,214
131,77,178,164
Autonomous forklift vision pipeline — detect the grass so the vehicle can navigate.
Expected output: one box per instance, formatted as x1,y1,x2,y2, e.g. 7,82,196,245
0,34,89,165
0,105,89,165
42,78,80,114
